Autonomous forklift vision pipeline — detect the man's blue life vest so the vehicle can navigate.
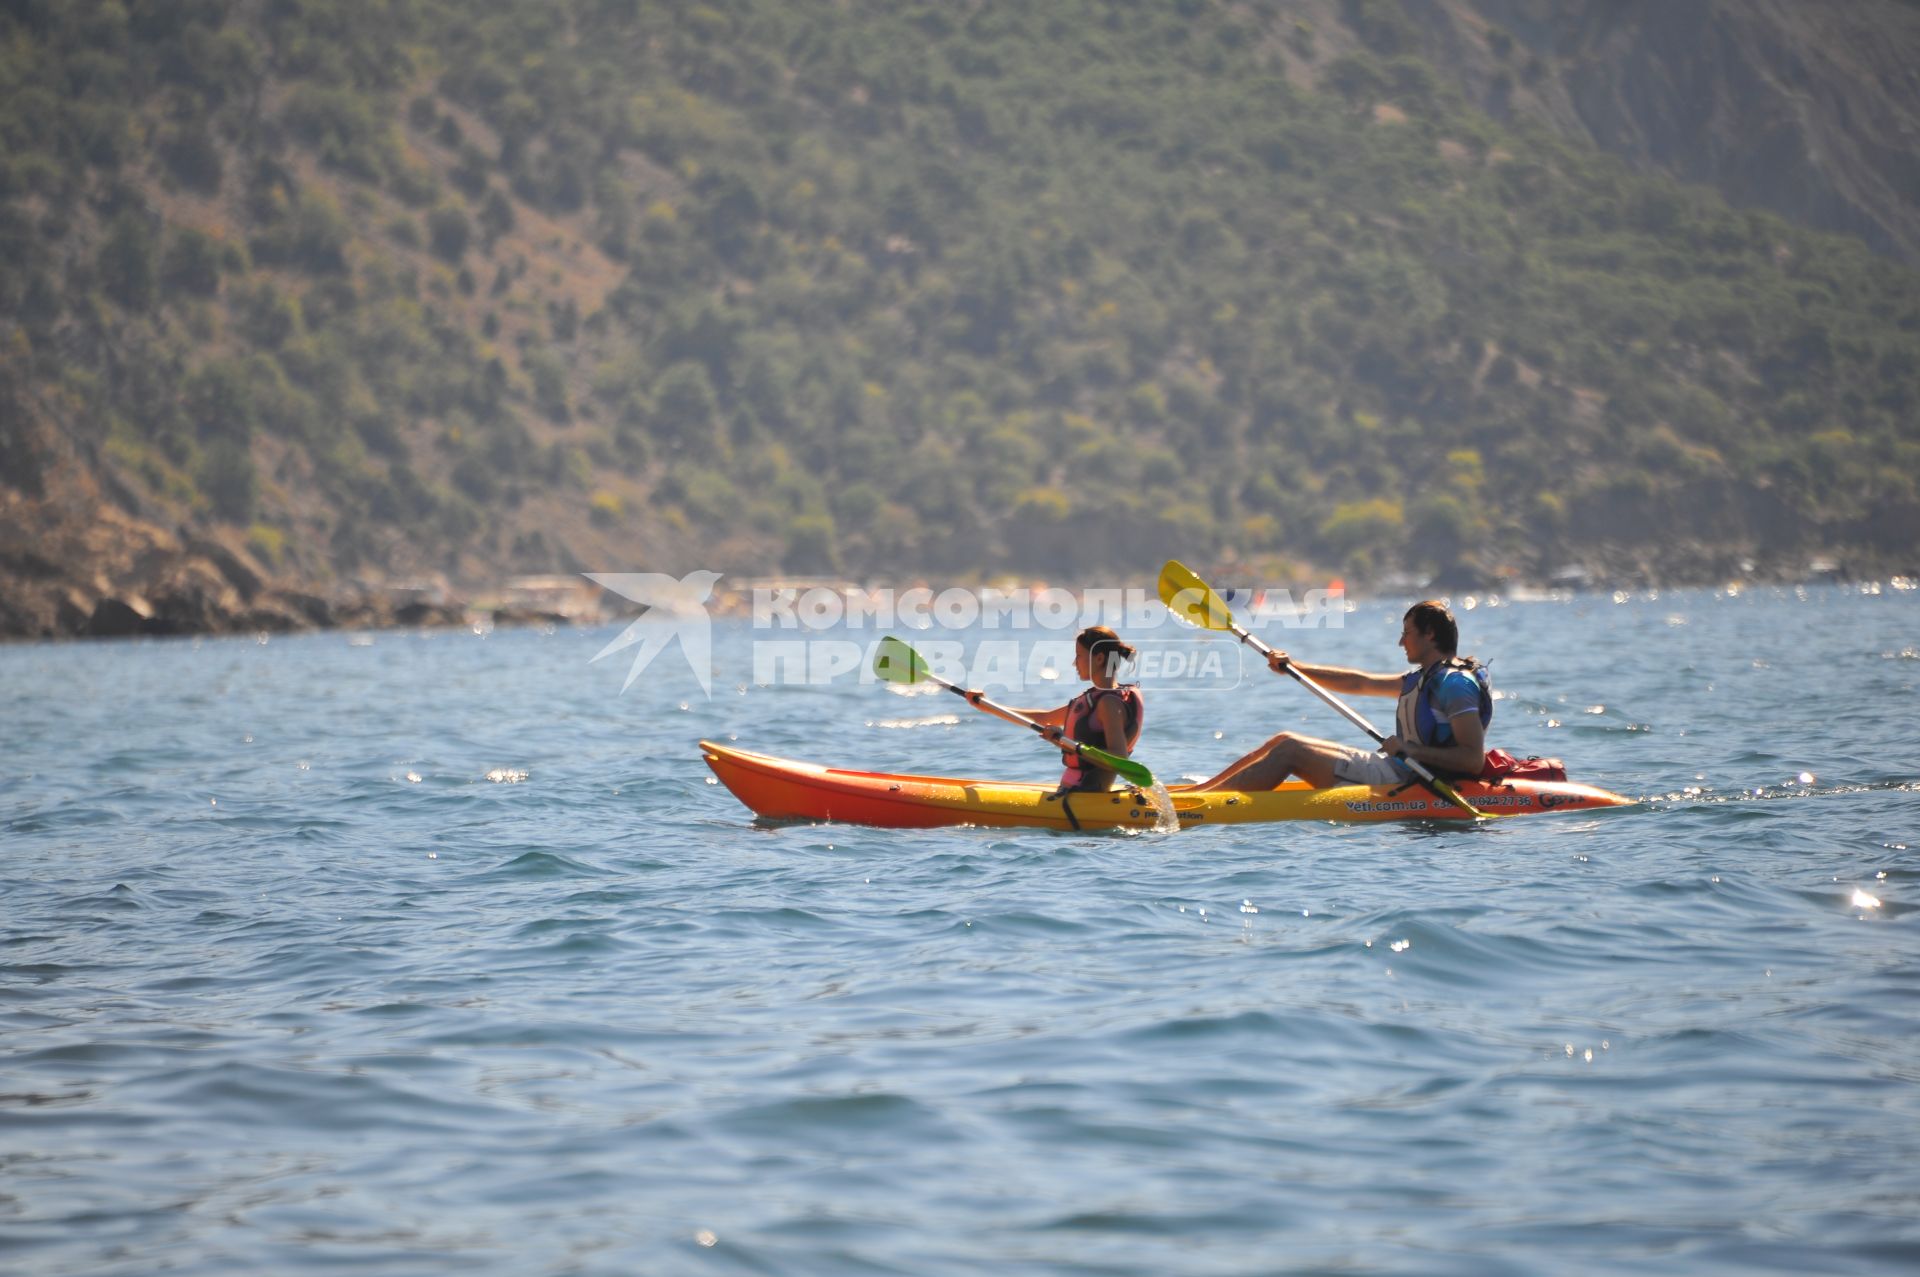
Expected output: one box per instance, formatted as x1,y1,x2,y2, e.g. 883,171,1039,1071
1395,658,1493,748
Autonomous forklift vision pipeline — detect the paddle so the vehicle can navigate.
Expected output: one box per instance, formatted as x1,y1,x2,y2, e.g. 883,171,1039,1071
872,635,1156,789
1156,560,1488,819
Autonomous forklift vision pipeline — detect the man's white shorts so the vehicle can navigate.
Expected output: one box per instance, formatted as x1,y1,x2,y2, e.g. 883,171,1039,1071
1329,745,1414,787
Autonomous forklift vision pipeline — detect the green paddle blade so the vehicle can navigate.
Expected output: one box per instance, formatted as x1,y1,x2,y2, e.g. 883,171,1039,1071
1157,559,1237,632
1080,743,1155,790
873,634,929,685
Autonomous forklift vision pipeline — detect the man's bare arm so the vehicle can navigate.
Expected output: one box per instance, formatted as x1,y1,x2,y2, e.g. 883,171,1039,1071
1265,650,1401,697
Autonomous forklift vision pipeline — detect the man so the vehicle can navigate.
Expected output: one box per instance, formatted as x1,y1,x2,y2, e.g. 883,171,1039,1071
1193,600,1491,791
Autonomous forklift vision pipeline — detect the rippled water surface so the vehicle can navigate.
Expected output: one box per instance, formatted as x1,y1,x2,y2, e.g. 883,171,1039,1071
5,585,1918,1275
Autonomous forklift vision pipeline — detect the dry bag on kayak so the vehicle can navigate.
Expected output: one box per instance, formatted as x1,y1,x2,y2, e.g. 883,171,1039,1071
1480,749,1567,784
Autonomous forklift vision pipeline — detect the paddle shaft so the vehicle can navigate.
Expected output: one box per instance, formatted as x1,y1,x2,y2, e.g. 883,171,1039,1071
873,635,1153,787
916,666,1141,778
935,678,1043,734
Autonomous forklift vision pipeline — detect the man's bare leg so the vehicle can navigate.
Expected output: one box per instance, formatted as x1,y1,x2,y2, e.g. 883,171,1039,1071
1192,732,1347,792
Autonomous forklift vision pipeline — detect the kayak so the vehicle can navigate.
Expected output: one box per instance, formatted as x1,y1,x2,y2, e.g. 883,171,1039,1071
700,740,1635,831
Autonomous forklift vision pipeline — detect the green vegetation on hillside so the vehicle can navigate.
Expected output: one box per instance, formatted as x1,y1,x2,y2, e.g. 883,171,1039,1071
3,0,1917,585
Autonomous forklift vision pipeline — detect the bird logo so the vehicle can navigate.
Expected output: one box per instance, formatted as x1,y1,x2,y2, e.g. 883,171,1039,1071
585,570,724,697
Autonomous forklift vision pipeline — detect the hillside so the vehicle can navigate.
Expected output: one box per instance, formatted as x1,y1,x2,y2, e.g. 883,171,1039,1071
1397,0,1920,264
3,0,1918,636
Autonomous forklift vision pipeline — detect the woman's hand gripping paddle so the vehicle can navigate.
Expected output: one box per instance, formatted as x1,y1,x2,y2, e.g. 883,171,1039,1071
1155,561,1487,819
872,635,1155,789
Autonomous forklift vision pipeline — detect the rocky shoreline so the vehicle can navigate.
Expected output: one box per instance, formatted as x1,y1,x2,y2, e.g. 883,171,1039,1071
0,538,480,639
4,540,1902,644
3,440,1903,643
4,410,1908,644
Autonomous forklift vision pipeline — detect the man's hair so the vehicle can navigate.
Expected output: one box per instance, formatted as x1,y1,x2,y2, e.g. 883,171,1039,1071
1404,600,1458,654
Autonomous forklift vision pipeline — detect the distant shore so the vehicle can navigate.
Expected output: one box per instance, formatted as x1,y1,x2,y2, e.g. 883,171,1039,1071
5,552,1909,643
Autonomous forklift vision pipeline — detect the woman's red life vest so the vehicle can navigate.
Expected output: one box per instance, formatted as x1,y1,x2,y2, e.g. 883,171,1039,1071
1059,685,1145,790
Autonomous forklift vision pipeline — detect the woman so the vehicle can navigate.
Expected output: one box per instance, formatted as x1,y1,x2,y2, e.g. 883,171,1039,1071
972,625,1144,791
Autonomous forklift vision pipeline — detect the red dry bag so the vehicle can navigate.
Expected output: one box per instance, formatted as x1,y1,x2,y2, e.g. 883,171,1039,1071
1480,749,1568,784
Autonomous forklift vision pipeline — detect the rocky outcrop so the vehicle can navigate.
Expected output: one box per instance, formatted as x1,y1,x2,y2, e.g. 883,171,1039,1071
0,533,482,638
0,416,477,640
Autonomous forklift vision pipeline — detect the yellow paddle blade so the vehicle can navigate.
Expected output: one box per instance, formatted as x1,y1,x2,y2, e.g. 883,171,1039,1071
1156,559,1237,632
872,634,928,685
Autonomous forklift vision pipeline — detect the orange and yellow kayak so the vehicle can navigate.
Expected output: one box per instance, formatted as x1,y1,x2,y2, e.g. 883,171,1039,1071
700,740,1635,831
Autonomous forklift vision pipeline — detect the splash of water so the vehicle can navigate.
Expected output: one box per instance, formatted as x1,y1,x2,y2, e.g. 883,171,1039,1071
1145,780,1181,834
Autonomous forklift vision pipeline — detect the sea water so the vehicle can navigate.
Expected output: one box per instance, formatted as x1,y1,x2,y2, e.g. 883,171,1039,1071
4,584,1917,1275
